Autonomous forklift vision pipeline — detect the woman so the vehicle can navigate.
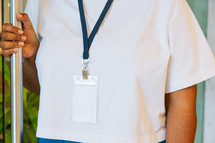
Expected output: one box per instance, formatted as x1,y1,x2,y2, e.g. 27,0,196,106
1,0,215,142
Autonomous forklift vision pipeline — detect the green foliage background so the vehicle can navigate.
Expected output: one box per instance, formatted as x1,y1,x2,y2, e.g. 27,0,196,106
0,57,39,143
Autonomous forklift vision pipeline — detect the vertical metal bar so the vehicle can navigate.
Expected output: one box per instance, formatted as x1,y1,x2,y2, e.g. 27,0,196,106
10,0,23,143
1,0,6,142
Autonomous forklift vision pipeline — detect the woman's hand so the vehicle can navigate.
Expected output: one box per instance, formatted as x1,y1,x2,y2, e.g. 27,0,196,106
0,13,39,59
1,13,40,94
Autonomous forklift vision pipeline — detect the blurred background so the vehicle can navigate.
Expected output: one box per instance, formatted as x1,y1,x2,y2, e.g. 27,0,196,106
0,0,215,143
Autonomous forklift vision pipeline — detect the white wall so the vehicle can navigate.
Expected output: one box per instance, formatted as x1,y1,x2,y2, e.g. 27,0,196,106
204,0,215,142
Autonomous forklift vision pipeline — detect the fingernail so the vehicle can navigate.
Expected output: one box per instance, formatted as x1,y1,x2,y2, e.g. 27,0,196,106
18,30,24,34
17,13,22,18
14,48,18,52
18,42,24,46
21,35,26,41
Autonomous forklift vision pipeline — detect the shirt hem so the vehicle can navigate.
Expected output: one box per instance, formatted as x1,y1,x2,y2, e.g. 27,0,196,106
36,127,166,143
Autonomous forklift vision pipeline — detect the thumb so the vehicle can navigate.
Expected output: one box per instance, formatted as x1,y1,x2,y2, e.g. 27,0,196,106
16,13,33,30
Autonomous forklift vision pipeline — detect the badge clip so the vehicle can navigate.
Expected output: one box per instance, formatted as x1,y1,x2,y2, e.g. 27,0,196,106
82,59,90,79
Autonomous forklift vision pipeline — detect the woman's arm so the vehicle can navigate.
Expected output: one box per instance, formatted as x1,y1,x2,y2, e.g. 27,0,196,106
23,53,40,94
165,85,197,143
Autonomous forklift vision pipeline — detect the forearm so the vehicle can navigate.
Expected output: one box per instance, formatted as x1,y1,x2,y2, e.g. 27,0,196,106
23,43,40,94
165,85,197,143
166,103,197,142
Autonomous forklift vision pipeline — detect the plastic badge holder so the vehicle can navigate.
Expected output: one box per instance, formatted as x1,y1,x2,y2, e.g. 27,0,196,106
72,75,98,123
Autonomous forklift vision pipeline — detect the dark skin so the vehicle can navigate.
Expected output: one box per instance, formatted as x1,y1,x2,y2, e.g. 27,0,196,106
0,13,40,94
165,85,197,143
0,13,197,142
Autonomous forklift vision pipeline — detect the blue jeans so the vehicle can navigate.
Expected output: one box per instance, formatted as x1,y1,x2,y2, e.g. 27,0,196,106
37,138,166,143
37,138,80,143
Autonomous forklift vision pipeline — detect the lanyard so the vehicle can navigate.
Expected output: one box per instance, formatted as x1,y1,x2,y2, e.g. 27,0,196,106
78,0,113,60
78,0,113,79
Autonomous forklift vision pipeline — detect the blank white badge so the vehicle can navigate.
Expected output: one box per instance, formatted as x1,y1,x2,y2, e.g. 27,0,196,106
72,75,98,123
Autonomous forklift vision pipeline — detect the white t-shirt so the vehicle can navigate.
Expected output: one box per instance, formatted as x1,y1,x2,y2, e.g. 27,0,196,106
25,0,215,142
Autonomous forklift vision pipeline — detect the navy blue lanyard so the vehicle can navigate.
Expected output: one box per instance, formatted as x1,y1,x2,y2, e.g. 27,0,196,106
78,0,113,60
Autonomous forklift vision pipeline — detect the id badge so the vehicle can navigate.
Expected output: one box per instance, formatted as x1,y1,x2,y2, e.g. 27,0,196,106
72,75,98,123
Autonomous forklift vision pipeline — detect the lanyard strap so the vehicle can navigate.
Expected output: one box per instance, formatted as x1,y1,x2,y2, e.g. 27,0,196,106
78,0,113,60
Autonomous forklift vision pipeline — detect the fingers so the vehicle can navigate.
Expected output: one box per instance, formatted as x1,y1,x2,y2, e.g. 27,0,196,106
1,32,26,41
1,13,35,58
0,40,24,57
2,23,23,34
0,25,25,57
0,13,32,58
1,23,25,42
1,48,19,58
16,13,33,30
0,41,24,50
0,30,25,57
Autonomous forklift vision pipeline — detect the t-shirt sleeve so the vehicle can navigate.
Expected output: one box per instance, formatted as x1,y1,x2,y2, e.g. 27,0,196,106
165,0,215,93
24,0,39,37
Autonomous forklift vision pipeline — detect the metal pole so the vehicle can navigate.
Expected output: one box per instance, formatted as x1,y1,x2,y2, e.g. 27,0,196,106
10,0,23,142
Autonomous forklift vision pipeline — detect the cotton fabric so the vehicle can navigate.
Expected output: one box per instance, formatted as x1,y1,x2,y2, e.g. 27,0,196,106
25,0,215,143
37,138,166,143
